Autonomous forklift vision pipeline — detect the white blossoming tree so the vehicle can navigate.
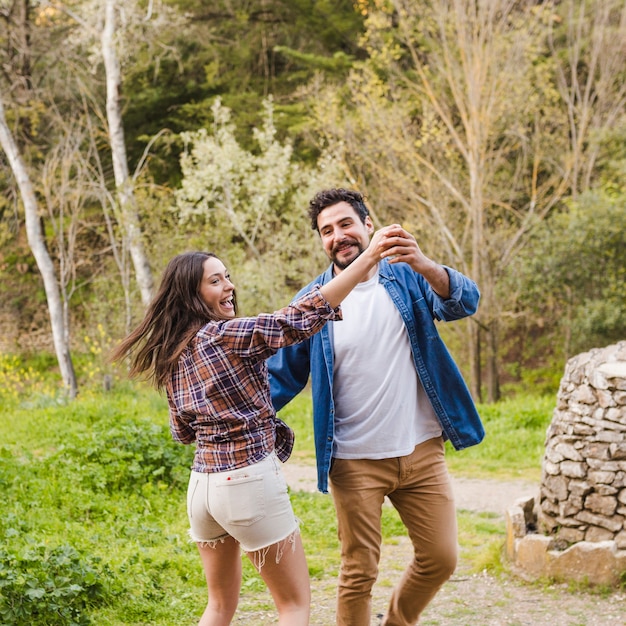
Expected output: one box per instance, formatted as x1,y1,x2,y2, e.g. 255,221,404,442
176,97,348,312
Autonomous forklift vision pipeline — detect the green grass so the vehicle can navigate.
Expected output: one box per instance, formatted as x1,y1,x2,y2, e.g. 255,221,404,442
445,394,555,482
0,383,554,624
275,392,318,464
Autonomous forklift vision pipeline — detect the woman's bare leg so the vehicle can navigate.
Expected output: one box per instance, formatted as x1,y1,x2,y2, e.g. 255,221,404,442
197,536,242,626
249,532,310,626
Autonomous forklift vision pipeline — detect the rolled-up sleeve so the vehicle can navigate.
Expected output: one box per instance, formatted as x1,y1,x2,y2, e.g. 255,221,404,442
432,266,480,321
213,286,342,361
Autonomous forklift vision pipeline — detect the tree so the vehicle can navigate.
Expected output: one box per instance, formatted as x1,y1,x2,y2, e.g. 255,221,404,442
0,1,79,395
1,0,367,376
511,189,626,361
308,0,626,401
549,0,626,197
175,97,347,312
0,94,78,396
41,0,159,307
116,0,366,184
0,1,177,388
101,0,154,306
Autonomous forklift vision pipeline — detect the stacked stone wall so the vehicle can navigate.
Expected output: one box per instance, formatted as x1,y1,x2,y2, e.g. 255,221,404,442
537,340,626,549
505,341,626,586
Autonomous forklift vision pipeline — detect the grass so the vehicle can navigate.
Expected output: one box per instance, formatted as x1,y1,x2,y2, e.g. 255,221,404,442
444,394,555,482
0,380,555,625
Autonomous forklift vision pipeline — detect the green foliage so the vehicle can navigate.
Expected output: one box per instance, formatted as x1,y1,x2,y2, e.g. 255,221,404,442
4,0,625,403
54,416,193,494
1,390,203,625
509,190,626,362
1,383,558,622
302,0,626,402
445,394,555,481
0,544,110,626
497,350,561,399
174,96,344,312
123,0,365,181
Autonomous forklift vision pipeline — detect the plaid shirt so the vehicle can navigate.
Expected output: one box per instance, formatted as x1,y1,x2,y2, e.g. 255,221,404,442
167,287,340,473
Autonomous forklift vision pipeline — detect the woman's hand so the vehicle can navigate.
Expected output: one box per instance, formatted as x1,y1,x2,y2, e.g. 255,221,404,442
367,224,404,262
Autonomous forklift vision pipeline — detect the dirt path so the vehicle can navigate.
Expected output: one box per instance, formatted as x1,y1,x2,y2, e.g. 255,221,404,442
247,462,626,626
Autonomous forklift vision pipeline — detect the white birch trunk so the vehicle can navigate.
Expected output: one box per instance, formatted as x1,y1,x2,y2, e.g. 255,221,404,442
0,96,78,398
102,0,154,307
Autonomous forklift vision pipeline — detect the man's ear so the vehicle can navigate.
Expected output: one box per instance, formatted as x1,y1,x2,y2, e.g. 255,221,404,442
365,216,375,234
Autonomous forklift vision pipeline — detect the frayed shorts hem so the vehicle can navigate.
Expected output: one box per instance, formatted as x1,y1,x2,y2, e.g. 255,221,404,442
190,525,301,570
188,518,300,549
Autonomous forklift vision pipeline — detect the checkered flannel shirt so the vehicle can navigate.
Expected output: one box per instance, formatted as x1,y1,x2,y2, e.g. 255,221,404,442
167,287,340,473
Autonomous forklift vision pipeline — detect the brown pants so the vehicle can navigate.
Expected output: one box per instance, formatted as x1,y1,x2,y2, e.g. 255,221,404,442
329,436,457,626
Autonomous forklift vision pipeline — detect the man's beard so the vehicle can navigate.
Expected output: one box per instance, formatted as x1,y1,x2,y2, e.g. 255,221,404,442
332,241,365,270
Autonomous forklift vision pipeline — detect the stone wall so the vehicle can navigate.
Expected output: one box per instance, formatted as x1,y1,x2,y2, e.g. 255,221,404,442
506,340,626,586
538,340,626,548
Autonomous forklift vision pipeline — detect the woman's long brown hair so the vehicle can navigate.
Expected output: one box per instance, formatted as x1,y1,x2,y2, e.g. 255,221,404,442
110,252,237,389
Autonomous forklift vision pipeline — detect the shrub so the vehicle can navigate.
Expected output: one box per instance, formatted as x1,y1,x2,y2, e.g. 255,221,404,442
53,417,194,494
0,544,110,626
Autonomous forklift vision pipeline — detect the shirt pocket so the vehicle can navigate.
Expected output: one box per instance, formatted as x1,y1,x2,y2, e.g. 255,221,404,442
215,475,265,526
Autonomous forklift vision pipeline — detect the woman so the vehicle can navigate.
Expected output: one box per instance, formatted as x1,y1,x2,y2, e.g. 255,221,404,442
111,225,399,626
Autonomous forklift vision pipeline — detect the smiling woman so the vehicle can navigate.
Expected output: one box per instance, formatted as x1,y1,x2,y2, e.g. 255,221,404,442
199,256,236,318
108,234,397,626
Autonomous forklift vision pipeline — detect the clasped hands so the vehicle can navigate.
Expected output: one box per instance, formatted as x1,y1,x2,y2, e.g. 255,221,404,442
370,224,423,264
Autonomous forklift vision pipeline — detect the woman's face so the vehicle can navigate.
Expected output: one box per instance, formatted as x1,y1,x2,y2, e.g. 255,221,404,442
199,257,235,318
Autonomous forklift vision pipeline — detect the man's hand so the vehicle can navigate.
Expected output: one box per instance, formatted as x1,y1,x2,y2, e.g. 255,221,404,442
379,227,451,298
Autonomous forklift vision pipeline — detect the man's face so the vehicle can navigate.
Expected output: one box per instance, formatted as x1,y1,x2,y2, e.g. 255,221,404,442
316,201,374,271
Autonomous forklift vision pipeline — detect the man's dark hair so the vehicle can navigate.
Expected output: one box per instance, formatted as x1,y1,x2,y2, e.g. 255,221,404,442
308,188,370,231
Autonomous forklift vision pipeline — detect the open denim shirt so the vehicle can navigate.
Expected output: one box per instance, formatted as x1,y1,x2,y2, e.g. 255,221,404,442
268,258,485,493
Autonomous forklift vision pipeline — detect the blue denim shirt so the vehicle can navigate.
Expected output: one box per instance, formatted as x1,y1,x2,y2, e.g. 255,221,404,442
268,259,485,493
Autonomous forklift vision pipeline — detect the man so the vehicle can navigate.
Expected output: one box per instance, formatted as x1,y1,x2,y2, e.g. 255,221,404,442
268,188,485,626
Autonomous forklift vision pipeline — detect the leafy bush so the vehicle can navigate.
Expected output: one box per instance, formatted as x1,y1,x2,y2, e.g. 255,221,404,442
54,416,194,493
508,191,626,363
0,545,110,626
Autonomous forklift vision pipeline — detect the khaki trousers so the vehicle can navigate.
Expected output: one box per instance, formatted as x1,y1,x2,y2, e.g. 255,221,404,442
329,436,457,626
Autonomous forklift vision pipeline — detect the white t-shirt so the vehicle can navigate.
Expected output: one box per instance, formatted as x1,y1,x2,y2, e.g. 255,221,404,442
332,272,442,459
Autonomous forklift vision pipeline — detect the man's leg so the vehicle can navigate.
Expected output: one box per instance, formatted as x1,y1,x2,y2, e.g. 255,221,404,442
384,437,457,626
329,457,394,626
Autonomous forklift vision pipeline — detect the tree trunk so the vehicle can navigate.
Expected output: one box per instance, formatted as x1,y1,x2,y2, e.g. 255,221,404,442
101,0,154,307
486,320,500,403
469,319,482,403
0,95,78,398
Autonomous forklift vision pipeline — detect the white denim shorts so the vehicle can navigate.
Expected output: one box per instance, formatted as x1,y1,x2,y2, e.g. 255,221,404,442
186,452,299,553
